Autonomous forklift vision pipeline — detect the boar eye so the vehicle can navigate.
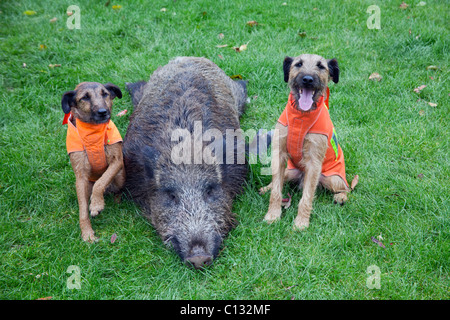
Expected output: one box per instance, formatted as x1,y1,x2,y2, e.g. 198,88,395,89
162,188,178,203
204,184,219,200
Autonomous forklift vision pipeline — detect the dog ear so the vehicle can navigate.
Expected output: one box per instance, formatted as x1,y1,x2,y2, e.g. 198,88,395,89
61,91,76,114
283,56,293,82
327,58,339,83
104,83,122,99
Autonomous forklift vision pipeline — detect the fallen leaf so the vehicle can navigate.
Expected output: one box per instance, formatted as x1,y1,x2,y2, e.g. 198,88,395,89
428,102,437,107
419,109,425,116
426,65,438,70
160,7,167,12
48,64,61,68
217,54,224,60
216,44,228,48
217,33,224,40
39,44,47,50
368,72,382,81
112,5,122,10
230,74,243,80
297,31,307,38
371,236,386,248
36,296,53,300
399,2,409,9
239,43,248,52
111,233,117,244
116,109,127,117
413,84,426,93
281,193,292,209
416,1,426,6
49,17,57,23
247,20,258,27
24,10,37,16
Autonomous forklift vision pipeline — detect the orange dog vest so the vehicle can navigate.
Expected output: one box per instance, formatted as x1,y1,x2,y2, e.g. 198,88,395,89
278,87,348,187
64,113,122,182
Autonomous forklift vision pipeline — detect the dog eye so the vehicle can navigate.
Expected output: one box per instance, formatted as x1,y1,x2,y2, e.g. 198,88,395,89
317,63,325,70
102,91,109,97
81,94,90,101
295,62,303,68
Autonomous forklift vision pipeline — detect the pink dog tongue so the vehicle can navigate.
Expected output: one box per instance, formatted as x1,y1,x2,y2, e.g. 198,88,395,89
299,89,314,111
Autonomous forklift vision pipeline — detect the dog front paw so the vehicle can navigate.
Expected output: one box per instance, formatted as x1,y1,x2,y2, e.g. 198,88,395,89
333,192,348,206
89,196,104,217
259,184,272,195
264,208,282,224
293,215,309,231
81,228,98,243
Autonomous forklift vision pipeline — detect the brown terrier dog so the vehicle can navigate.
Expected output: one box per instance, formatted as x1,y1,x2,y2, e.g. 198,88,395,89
61,82,125,242
260,54,358,230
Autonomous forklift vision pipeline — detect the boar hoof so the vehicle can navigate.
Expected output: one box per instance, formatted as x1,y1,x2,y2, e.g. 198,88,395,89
185,255,213,269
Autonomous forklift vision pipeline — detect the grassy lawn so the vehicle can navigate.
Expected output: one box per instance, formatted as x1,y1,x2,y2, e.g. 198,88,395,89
0,0,448,300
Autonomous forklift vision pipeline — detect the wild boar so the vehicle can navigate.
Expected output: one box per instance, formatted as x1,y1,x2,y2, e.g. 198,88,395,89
123,57,249,268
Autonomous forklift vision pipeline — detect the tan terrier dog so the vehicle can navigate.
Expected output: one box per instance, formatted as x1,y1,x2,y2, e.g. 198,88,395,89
61,82,125,242
260,54,358,230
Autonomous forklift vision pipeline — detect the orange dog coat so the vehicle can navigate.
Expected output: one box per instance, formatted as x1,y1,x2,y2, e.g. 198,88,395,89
64,113,122,182
277,87,349,187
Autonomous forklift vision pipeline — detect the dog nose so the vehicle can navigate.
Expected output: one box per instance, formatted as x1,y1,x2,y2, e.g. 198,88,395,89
302,75,314,85
97,108,108,116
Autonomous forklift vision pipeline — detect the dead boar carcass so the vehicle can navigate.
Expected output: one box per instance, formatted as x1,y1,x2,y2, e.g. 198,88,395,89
123,57,249,269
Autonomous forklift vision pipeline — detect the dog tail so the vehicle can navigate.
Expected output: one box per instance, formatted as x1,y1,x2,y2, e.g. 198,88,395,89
350,175,359,191
125,81,147,107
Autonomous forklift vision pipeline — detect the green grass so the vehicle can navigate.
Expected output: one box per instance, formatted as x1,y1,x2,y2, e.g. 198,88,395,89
0,0,448,300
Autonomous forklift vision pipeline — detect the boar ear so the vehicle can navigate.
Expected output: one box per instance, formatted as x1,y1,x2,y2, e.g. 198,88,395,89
327,58,339,83
283,56,293,83
142,145,160,180
104,83,122,99
61,91,76,114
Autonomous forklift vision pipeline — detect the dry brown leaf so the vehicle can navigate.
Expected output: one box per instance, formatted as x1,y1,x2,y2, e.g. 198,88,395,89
426,65,438,70
49,17,57,23
368,72,382,81
116,109,127,117
239,43,248,51
216,44,228,48
247,20,258,27
230,74,243,80
49,64,61,68
414,85,426,93
399,2,409,9
428,102,437,107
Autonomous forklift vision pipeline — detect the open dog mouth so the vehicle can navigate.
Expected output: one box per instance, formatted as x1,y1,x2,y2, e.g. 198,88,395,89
298,88,318,111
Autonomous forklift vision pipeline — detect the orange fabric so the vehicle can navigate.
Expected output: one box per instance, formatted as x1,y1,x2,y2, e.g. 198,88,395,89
65,113,122,182
277,88,348,186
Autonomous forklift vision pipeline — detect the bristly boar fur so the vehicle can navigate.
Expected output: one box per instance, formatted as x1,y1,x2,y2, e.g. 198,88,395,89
123,57,248,269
